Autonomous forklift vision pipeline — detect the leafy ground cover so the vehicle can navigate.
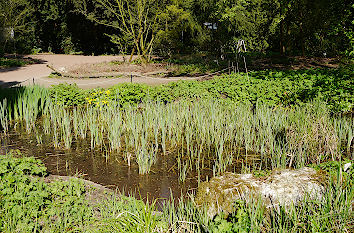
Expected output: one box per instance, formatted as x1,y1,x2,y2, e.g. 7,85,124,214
0,152,352,232
0,151,167,232
45,67,353,113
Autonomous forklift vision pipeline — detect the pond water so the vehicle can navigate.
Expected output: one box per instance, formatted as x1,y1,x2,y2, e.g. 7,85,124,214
1,130,250,204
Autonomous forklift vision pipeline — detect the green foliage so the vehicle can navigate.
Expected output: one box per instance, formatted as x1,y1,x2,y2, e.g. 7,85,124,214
49,83,87,106
1,0,352,56
214,0,279,52
0,150,47,177
109,83,151,106
45,67,353,113
209,201,252,233
343,4,354,57
311,160,353,186
155,3,204,55
0,151,91,232
0,152,168,232
0,0,34,54
248,68,354,112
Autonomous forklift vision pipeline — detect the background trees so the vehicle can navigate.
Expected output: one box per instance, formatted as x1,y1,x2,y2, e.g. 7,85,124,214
1,0,353,58
0,0,34,55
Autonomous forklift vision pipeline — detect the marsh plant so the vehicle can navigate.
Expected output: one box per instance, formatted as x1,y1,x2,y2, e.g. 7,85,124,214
0,99,8,134
0,88,352,177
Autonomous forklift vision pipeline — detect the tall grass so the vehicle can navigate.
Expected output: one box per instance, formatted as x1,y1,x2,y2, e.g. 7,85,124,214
0,86,48,133
1,95,352,178
0,99,8,134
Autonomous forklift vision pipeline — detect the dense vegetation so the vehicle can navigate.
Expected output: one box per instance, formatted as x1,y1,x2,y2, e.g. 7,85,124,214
0,67,353,232
1,0,353,231
1,0,353,58
0,57,38,68
44,68,353,113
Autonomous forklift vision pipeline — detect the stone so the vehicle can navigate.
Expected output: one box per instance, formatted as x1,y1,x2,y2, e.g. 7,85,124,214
195,167,326,219
343,162,351,172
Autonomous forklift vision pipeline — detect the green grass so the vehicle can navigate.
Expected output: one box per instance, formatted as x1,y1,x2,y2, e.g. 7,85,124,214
1,96,353,176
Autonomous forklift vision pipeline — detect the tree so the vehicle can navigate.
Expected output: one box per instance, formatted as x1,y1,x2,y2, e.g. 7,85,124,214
81,0,161,63
215,0,281,52
155,2,204,56
0,0,33,54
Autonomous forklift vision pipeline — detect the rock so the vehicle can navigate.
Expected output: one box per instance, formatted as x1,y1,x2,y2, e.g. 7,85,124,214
195,167,326,219
58,67,67,73
344,162,351,172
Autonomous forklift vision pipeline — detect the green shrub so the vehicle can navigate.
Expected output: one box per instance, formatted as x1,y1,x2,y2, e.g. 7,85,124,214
0,152,168,232
109,83,151,106
49,83,88,106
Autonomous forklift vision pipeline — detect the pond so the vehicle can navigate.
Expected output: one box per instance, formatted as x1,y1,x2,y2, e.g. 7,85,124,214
0,129,249,204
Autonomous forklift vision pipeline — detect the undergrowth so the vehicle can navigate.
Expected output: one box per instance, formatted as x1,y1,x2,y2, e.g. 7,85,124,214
44,67,354,113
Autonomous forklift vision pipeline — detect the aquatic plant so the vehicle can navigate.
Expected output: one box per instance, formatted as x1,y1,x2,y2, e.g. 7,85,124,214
0,99,8,134
3,98,352,179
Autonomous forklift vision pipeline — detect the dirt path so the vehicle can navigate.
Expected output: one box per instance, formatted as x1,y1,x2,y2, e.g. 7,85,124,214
0,54,195,89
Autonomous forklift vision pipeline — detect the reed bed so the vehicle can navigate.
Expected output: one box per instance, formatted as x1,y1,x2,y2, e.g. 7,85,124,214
0,88,352,177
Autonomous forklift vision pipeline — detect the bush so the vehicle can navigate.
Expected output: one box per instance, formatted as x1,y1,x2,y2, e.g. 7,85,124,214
49,83,87,106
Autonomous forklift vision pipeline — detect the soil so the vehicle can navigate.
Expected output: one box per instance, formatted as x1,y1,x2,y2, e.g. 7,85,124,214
249,56,340,70
0,54,341,89
64,61,170,77
0,54,198,89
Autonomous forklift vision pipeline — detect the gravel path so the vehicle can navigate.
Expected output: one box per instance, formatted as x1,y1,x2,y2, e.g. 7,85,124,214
0,54,195,89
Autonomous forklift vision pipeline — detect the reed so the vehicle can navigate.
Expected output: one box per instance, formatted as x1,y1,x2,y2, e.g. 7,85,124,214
0,99,8,135
1,92,353,178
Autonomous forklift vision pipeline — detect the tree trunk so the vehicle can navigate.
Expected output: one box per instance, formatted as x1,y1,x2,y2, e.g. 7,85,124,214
299,11,305,57
129,48,135,63
280,21,286,55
